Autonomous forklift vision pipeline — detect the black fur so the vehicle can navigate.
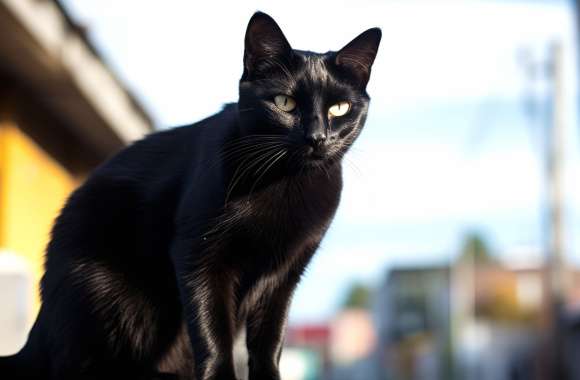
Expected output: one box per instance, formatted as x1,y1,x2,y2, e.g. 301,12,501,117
0,12,380,380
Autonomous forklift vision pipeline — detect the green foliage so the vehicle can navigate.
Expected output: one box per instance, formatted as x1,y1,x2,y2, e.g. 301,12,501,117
342,283,372,309
458,232,496,265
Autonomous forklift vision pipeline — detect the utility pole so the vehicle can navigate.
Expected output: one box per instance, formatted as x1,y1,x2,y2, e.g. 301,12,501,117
543,40,567,380
520,40,567,330
521,40,568,380
546,41,566,311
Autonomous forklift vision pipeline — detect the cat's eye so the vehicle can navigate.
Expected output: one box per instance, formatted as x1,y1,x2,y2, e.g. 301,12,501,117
274,95,296,112
328,101,351,117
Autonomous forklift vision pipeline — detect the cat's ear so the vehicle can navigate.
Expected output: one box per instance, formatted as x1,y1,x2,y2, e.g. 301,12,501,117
243,12,292,78
335,28,382,86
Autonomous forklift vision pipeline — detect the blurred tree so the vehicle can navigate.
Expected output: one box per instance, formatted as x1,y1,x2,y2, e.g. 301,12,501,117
342,283,372,309
458,232,497,265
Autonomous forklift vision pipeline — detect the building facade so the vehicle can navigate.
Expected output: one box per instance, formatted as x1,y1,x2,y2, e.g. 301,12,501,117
0,0,153,354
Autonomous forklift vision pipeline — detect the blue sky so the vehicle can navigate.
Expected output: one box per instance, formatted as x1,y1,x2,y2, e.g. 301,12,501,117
63,0,580,323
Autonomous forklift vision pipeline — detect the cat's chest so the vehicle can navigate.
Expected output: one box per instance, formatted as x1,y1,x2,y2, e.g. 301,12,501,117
221,172,342,313
233,173,341,245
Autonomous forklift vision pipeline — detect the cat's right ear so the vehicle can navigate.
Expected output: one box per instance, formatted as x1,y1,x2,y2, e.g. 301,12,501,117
243,12,292,79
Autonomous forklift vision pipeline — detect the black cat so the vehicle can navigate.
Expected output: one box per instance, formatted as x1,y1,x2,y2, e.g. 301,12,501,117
0,11,380,380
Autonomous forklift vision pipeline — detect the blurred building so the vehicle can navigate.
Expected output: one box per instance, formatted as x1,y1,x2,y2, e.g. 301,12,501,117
326,308,381,380
283,324,331,380
370,254,562,380
374,266,451,380
0,0,153,354
329,308,376,366
451,257,543,380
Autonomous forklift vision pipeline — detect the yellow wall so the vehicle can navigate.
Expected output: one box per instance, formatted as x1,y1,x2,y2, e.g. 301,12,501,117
0,122,77,314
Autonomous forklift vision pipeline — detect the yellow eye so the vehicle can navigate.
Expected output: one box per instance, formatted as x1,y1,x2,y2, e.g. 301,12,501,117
274,95,296,112
328,101,351,117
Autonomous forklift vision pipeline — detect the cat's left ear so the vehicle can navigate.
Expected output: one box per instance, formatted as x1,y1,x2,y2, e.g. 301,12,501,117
335,28,382,86
243,12,292,78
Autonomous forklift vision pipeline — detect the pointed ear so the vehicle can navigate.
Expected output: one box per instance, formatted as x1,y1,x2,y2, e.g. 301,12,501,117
335,28,382,86
243,12,292,78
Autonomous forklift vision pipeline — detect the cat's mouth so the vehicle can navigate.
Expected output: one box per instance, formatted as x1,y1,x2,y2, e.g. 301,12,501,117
304,146,327,160
302,146,331,163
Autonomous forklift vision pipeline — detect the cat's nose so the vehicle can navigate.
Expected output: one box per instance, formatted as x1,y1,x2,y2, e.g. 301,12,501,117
304,117,327,148
305,131,326,148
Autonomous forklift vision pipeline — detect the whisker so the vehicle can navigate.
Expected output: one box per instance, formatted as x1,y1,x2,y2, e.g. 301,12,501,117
222,138,286,152
227,134,285,142
226,149,277,199
219,139,286,159
248,149,287,197
227,148,272,186
221,141,282,156
220,142,287,164
201,142,278,174
225,147,282,203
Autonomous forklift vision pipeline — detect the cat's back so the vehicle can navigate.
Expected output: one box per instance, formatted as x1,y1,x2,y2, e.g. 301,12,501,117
92,103,239,182
67,103,239,210
46,105,239,260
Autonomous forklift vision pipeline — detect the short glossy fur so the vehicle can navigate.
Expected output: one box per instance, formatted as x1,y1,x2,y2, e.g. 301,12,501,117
0,12,380,380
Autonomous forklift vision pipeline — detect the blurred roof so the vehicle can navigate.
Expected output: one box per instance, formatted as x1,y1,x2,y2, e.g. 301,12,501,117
0,0,154,161
286,324,331,347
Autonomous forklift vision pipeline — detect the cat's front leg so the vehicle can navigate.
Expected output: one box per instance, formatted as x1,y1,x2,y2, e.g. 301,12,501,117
171,236,238,380
245,271,302,380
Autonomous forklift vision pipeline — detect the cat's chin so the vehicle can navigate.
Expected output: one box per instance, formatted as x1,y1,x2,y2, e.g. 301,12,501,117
302,145,330,160
297,155,337,172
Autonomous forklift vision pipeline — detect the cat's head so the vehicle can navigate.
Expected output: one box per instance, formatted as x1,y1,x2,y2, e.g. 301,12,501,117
237,12,380,170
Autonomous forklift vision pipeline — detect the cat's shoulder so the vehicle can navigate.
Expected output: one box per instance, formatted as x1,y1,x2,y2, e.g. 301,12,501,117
138,103,239,146
85,104,239,184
